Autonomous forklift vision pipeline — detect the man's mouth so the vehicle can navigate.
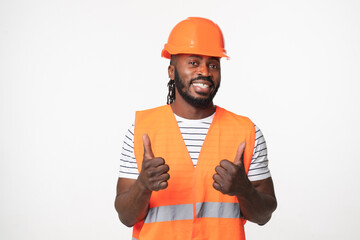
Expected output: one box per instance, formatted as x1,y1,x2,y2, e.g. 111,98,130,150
192,82,210,89
190,76,214,89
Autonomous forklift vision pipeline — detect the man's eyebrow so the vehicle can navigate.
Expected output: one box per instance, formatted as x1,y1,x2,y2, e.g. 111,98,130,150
211,57,220,63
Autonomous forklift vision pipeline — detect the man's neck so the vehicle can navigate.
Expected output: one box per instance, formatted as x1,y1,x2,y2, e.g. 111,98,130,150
170,99,216,120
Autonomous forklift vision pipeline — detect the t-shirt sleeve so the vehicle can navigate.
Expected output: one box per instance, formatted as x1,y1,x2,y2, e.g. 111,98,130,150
248,125,271,181
118,123,139,179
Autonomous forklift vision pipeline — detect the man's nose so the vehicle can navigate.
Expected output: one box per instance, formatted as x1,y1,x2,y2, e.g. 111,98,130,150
197,63,210,76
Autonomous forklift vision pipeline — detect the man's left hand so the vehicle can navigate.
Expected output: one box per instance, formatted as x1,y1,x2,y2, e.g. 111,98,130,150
212,142,253,196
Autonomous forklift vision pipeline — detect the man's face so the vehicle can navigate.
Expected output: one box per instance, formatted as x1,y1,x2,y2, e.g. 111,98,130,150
172,54,221,108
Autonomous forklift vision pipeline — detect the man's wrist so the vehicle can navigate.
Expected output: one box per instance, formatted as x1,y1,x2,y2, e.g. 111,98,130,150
135,177,152,194
236,181,256,202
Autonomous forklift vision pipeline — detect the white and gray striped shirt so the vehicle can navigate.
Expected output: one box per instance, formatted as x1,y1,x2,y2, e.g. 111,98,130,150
119,113,271,181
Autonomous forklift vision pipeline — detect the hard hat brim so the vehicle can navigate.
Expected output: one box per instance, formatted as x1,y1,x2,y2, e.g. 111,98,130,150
161,46,229,59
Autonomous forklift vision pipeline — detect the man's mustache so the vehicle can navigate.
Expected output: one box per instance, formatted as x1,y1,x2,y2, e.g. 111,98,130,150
190,76,214,86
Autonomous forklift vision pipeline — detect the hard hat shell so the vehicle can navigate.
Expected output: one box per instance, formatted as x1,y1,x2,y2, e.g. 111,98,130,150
161,17,229,59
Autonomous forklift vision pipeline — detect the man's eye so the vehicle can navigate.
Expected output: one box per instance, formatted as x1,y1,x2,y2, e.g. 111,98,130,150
210,64,218,69
189,61,197,66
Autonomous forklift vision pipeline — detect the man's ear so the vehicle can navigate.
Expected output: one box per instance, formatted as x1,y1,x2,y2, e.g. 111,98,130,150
168,65,175,80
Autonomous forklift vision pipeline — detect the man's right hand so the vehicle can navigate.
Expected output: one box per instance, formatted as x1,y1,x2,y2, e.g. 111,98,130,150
138,134,170,192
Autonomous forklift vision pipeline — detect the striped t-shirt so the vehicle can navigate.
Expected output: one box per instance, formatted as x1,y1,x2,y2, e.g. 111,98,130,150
119,113,271,182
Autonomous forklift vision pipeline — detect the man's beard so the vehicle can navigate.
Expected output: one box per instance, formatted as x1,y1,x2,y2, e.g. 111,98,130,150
174,67,220,109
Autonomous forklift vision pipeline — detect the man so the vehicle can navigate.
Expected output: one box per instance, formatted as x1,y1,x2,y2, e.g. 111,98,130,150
115,17,277,240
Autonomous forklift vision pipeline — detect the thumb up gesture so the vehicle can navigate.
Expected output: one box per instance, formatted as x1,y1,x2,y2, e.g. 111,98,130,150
212,142,252,196
138,134,170,192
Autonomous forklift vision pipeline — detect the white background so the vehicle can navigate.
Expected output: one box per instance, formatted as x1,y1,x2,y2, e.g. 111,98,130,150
1,0,360,239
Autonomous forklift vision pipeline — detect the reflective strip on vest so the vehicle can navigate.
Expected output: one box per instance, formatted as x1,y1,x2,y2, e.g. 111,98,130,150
196,202,243,219
144,204,193,223
132,238,138,240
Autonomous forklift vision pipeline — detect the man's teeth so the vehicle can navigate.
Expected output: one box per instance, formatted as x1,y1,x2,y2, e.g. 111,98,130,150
192,83,209,88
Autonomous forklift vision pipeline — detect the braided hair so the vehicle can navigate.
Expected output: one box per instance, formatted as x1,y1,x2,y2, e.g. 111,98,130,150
167,56,176,104
167,79,175,104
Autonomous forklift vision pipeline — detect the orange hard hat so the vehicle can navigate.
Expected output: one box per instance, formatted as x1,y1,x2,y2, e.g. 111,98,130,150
161,17,229,59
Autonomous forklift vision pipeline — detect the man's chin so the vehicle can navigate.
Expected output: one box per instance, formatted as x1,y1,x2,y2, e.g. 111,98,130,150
185,96,214,109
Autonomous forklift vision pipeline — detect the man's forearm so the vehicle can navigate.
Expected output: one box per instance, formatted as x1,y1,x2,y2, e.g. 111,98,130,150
115,180,152,227
237,181,277,225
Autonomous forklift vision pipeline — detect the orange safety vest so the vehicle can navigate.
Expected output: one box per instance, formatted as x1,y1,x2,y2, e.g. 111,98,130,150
133,105,255,240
